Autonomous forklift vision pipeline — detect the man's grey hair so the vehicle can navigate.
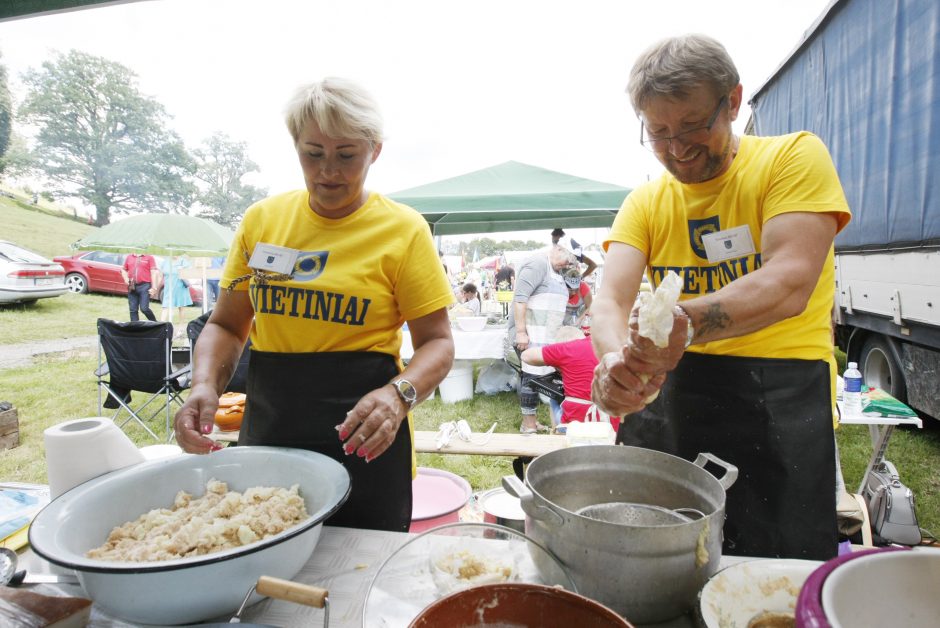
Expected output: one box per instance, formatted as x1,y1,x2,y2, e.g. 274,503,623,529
626,34,740,112
549,244,577,267
284,77,384,145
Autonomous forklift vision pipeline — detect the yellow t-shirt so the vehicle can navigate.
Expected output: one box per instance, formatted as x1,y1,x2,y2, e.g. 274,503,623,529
221,190,455,354
607,132,850,366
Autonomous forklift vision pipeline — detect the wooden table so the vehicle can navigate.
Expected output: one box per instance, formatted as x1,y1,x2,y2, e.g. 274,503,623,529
212,428,566,459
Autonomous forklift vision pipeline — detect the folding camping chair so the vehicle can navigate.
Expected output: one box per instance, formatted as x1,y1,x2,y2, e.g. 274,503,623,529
95,318,190,441
186,310,251,393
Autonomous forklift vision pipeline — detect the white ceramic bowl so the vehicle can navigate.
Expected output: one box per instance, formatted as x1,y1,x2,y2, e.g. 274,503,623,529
698,558,820,627
29,446,350,625
456,316,487,332
821,548,940,628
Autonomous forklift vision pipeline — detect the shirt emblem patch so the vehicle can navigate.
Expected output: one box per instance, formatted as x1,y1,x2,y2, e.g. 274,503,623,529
292,251,330,281
688,217,721,260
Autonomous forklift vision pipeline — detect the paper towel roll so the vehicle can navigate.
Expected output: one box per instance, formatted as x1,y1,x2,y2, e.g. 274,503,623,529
44,417,145,499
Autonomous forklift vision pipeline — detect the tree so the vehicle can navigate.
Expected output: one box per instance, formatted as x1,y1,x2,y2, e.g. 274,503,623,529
0,132,34,179
193,132,267,227
18,50,195,225
458,237,543,257
0,51,12,172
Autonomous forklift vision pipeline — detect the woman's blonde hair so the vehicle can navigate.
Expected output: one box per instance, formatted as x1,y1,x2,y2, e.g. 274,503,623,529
627,34,739,111
284,77,384,144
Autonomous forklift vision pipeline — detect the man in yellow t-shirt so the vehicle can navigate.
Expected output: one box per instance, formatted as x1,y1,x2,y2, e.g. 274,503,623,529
591,35,850,560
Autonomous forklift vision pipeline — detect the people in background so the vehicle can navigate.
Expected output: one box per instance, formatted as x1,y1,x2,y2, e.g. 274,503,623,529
121,253,160,322
459,283,481,315
563,267,592,328
174,77,455,532
568,237,598,279
591,34,850,560
495,264,515,290
522,326,620,431
551,227,597,278
158,254,193,325
206,256,225,308
506,244,577,433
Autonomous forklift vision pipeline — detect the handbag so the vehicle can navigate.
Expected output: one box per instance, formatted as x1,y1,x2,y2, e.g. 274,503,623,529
862,459,922,546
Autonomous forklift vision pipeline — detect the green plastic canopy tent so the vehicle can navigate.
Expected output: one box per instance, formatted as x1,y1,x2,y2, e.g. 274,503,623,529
71,213,234,257
0,1,146,22
389,161,631,236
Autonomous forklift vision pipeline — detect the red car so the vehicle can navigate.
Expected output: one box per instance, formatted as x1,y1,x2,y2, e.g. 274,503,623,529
53,251,204,305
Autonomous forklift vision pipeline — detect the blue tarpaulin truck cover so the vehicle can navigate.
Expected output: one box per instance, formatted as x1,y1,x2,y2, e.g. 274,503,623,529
748,0,940,252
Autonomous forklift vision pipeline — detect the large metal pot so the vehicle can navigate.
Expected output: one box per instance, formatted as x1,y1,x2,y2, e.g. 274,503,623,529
503,445,737,624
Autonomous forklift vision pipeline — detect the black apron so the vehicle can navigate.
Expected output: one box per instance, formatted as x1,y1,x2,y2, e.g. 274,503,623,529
239,350,413,532
617,351,838,560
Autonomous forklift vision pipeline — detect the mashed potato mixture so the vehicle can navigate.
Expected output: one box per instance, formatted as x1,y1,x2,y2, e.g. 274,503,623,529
86,480,308,562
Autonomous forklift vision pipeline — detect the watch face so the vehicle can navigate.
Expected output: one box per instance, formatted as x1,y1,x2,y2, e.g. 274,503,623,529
397,379,417,404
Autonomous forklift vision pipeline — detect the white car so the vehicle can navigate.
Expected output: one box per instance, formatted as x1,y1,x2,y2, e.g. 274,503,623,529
0,240,68,305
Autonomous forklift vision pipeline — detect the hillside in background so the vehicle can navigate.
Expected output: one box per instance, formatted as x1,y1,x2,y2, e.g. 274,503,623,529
1,196,96,258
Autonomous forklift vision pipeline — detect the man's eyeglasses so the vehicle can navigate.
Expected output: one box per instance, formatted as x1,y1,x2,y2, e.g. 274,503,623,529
639,96,727,151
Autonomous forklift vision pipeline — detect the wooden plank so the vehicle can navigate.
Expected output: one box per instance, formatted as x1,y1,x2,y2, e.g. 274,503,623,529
210,428,568,458
414,430,565,458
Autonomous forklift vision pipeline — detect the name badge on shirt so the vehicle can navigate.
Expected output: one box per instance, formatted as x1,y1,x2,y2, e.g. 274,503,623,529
701,225,756,263
248,243,299,275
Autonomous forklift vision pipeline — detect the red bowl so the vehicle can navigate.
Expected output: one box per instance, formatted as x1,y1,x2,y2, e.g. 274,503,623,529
409,583,634,627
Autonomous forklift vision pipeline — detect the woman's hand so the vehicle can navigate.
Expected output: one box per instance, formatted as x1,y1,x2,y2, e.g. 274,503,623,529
174,383,224,454
514,330,529,351
335,384,408,463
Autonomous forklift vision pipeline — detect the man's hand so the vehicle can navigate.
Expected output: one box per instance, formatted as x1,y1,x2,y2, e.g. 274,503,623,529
623,304,691,375
591,350,666,417
514,330,529,351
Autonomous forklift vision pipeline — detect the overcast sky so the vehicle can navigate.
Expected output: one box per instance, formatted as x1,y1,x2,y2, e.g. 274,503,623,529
1,0,832,244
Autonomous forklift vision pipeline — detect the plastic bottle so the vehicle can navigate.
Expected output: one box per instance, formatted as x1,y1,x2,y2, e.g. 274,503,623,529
843,361,863,416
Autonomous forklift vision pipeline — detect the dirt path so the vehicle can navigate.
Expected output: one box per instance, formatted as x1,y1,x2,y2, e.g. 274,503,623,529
0,335,98,370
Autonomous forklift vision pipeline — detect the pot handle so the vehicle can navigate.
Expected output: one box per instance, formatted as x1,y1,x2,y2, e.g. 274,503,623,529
234,577,330,628
501,475,565,527
693,453,738,491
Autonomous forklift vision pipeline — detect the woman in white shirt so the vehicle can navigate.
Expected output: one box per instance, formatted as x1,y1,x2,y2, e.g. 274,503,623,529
460,283,481,315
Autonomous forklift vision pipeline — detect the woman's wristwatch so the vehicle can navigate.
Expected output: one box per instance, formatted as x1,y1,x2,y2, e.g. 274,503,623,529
391,378,418,410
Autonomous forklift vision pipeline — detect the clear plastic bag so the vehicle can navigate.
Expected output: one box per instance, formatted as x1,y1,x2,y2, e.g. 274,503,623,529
474,360,519,395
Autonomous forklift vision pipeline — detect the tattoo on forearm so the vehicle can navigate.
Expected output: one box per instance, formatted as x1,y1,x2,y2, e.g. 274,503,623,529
698,303,731,337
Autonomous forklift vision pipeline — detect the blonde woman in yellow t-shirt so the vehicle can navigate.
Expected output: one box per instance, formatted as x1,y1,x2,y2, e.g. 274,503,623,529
174,78,455,532
591,35,851,561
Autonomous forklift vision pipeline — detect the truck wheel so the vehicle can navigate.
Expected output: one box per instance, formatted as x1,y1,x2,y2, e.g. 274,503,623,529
859,336,906,402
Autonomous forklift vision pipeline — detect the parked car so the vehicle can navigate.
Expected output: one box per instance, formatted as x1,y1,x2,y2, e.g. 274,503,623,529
52,251,204,305
0,240,68,305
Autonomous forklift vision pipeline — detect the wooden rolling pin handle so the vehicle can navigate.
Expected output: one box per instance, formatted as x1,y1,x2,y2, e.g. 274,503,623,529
256,576,328,609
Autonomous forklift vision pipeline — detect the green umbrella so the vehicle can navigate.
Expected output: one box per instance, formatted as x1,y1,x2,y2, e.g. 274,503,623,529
71,213,235,257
